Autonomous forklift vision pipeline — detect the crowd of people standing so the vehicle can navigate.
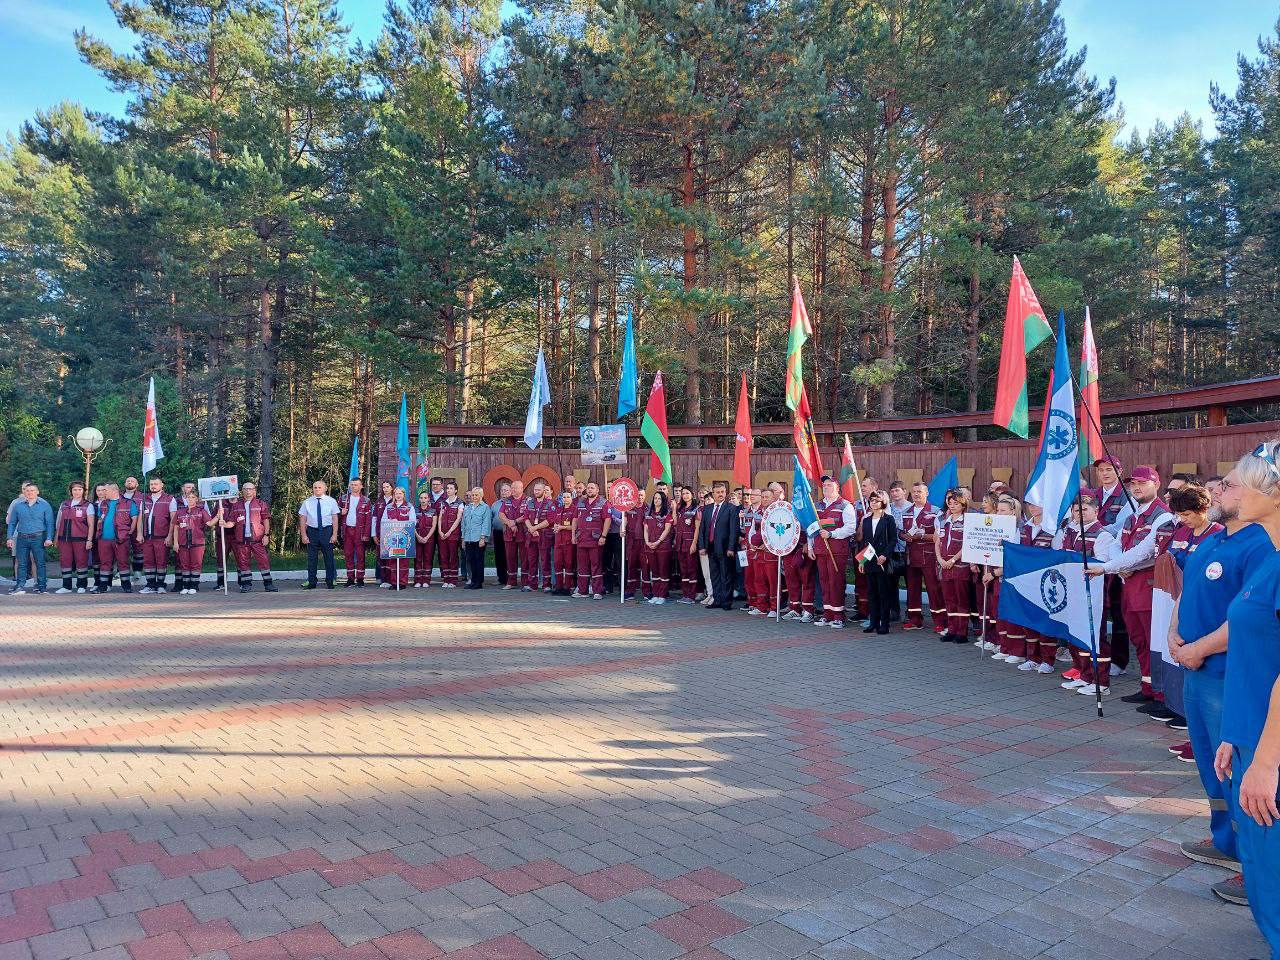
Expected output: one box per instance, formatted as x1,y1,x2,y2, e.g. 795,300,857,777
6,440,1280,954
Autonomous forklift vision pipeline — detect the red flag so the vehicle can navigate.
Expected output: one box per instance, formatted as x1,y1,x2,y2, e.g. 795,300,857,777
732,373,752,488
994,257,1053,438
787,281,825,486
839,435,862,507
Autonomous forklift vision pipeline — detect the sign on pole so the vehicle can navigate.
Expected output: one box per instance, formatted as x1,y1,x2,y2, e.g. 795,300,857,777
606,477,642,511
379,519,416,560
198,475,239,500
581,425,627,465
761,501,800,557
961,513,1018,565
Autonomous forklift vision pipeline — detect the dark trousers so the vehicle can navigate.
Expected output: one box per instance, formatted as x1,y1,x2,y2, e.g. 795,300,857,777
465,541,485,587
492,530,507,585
306,525,336,586
603,531,621,592
708,550,735,609
866,564,895,631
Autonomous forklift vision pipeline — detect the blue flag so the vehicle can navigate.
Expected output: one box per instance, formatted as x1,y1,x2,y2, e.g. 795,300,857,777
926,455,958,510
1024,311,1080,535
395,392,410,493
791,456,821,535
998,542,1104,652
524,348,551,449
617,306,638,419
348,434,360,483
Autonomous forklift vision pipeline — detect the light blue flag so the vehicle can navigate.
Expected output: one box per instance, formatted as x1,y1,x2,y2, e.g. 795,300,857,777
617,306,638,419
926,455,959,511
998,542,1104,652
395,393,410,493
791,456,821,535
524,348,551,449
348,435,360,483
1024,311,1080,535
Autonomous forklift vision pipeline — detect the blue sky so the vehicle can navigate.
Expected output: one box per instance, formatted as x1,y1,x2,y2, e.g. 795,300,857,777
0,0,1276,140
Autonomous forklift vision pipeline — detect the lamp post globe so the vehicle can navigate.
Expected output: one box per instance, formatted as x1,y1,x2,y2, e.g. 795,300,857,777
75,427,105,454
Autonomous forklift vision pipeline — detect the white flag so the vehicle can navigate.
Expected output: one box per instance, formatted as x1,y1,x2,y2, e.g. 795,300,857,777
523,349,551,449
1024,312,1079,535
141,377,165,475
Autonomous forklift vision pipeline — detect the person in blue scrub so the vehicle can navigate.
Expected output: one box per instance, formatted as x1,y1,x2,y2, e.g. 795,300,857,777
1216,439,1280,957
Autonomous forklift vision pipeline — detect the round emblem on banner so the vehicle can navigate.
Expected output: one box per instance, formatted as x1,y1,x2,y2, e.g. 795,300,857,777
1205,561,1223,581
1044,408,1078,461
606,477,642,511
1039,568,1069,614
582,427,597,445
761,501,800,556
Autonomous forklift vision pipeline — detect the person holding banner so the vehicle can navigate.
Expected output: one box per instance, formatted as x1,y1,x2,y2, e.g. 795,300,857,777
207,487,237,591
1056,496,1115,693
858,491,897,635
674,486,701,603
169,492,220,594
378,487,416,589
225,482,277,593
298,481,340,590
374,480,394,585
934,489,972,643
640,490,674,604
338,478,373,587
989,495,1025,664
811,477,856,628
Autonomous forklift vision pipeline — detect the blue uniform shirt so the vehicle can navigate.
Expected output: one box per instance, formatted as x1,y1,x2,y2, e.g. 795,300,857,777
1179,523,1275,677
1222,549,1280,749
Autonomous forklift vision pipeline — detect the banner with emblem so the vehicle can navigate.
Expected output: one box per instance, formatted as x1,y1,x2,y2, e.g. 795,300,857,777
379,519,416,559
998,542,1105,652
580,424,627,465
1150,552,1182,665
761,501,800,556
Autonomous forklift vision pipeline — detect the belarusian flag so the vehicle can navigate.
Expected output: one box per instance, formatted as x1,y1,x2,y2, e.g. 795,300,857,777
642,371,673,485
839,434,862,509
732,372,752,488
1078,307,1102,471
994,257,1053,438
855,543,876,564
786,279,825,485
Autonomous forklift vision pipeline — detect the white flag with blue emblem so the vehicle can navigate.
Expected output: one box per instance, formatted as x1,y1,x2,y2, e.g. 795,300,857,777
998,542,1104,652
1023,311,1079,535
524,348,551,449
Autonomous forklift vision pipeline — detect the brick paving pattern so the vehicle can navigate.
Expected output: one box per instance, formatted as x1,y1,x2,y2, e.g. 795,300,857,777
0,591,1265,959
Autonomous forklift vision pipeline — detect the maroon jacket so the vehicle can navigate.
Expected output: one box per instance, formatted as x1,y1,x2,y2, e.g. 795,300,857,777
338,493,373,541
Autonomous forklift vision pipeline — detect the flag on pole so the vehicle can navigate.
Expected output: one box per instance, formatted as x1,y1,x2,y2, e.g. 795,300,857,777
854,543,876,564
641,371,673,485
732,372,752,489
786,279,825,485
790,456,821,536
395,392,411,494
926,456,959,512
348,435,360,483
1024,311,1080,536
415,398,431,497
1150,552,1181,666
1078,307,1102,471
524,348,551,449
141,376,165,476
997,542,1105,652
839,435,863,510
994,257,1053,438
617,306,638,420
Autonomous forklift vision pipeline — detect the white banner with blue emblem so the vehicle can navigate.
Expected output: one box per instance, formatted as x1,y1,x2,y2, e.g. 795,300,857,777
998,542,1105,653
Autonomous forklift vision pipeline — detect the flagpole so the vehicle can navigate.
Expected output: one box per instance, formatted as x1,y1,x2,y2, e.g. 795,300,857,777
979,584,987,657
776,553,783,627
219,523,229,597
619,513,626,606
1073,484,1104,719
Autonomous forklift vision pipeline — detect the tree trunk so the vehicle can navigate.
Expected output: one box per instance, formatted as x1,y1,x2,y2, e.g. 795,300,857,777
877,151,899,436
681,138,703,441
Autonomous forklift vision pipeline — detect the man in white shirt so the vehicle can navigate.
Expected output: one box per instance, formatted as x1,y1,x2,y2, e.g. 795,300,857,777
298,480,340,589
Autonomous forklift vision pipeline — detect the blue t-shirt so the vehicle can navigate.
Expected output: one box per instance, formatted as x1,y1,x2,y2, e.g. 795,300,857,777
1222,548,1280,749
100,500,118,540
1179,523,1275,676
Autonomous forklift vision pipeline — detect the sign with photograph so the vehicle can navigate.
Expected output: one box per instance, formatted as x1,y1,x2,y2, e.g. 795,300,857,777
197,475,239,501
580,424,627,465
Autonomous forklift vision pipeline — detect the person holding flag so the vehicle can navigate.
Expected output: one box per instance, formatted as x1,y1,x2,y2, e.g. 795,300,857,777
857,491,898,634
810,476,856,628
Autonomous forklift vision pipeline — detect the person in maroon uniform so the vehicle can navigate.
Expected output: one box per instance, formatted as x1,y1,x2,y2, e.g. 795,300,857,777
54,482,95,594
95,483,137,593
552,491,577,596
436,482,464,587
339,478,373,587
621,494,645,601
414,491,435,586
206,490,238,591
674,486,702,603
666,482,685,597
136,476,176,593
499,480,528,590
812,477,857,628
378,487,416,589
988,496,1027,664
1092,466,1174,703
749,488,780,617
224,481,277,593
972,493,1001,650
120,476,145,578
640,490,675,604
169,492,220,594
1090,456,1130,674
1056,496,1116,692
419,477,445,582
1011,502,1059,670
573,481,609,599
522,481,554,592
934,489,971,643
373,481,394,585
902,482,946,633
776,483,815,623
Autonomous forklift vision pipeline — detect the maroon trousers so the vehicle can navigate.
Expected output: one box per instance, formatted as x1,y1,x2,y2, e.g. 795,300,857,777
418,536,439,584
1124,607,1154,696
141,537,169,583
623,535,642,597
97,540,132,586
784,550,815,615
816,539,850,623
576,543,603,595
906,561,946,630
386,555,411,588
57,540,91,588
677,547,699,600
641,548,672,598
555,540,575,587
344,537,368,583
754,551,779,613
440,537,462,585
507,538,526,585
939,576,970,636
176,544,205,574
233,541,271,589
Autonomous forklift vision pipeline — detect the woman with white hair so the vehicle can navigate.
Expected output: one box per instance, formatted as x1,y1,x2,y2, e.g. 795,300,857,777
1215,439,1280,954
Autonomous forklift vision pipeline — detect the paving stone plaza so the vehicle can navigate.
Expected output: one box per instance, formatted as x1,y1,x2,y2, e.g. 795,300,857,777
0,592,1267,960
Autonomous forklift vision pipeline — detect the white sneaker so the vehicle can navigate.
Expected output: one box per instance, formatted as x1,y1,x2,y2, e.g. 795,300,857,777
1037,663,1055,675
800,613,813,623
1005,656,1026,665
571,590,584,598
767,610,778,618
1017,660,1037,671
781,610,798,621
76,587,86,594
654,597,666,605
139,586,155,595
813,617,827,626
747,608,762,616
592,593,603,600
444,583,456,589
379,582,392,589
1109,664,1126,677
1055,648,1072,662
1061,678,1086,689
55,587,73,594
980,641,998,652
991,652,1010,661
829,621,845,629
1078,683,1110,696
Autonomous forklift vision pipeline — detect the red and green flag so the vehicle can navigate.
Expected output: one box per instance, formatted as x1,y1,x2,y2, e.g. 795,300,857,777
994,256,1053,438
786,279,825,486
641,370,673,485
839,434,863,509
732,372,753,489
1078,307,1102,471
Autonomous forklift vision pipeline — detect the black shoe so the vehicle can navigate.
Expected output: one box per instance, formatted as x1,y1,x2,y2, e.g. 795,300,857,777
877,627,890,635
863,625,876,633
240,585,251,593
1168,714,1188,731
938,632,954,643
1136,701,1165,716
953,634,971,644
1121,691,1152,704
325,582,335,589
300,582,317,590
1148,708,1176,723
263,584,278,593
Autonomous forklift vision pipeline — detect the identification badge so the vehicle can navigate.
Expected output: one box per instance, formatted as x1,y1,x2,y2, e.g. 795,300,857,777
1205,561,1223,581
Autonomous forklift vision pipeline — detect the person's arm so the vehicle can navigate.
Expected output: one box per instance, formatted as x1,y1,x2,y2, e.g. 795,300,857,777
205,506,221,529
445,508,462,539
298,509,310,545
600,515,611,543
1238,673,1280,826
86,505,96,543
1100,515,1174,574
831,503,857,540
690,514,701,554
329,503,339,543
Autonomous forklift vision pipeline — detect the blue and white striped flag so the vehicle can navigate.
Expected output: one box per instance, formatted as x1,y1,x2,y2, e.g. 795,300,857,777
1024,311,1079,535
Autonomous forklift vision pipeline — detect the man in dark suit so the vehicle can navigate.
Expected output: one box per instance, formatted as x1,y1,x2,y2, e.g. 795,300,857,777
698,482,740,610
